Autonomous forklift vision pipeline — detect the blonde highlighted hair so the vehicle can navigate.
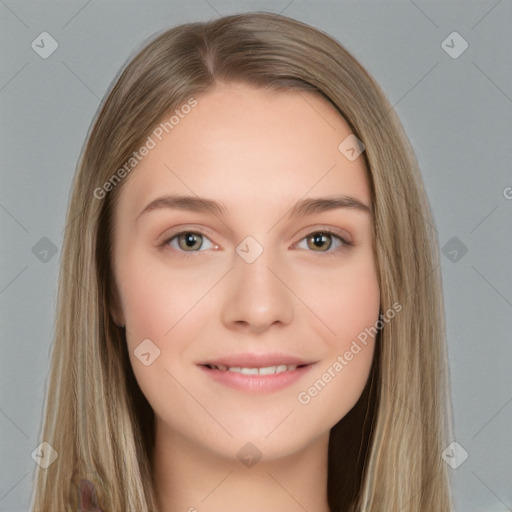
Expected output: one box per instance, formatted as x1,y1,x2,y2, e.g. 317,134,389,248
31,12,452,511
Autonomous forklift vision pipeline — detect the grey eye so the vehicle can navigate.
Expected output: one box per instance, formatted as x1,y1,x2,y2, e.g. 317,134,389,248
168,232,215,252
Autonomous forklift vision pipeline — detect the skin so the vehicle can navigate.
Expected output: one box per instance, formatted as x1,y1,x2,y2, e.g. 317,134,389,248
111,82,380,512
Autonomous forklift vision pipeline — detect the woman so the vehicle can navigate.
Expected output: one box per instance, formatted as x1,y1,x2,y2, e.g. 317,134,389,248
31,12,453,512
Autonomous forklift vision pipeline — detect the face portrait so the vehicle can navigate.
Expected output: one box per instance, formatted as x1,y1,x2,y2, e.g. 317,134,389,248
110,81,381,468
22,7,477,510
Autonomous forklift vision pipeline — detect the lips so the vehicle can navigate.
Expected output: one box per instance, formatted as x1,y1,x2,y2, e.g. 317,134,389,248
198,352,315,392
199,352,312,369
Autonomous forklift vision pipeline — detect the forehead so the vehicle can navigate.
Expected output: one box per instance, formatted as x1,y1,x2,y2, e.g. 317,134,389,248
115,82,370,221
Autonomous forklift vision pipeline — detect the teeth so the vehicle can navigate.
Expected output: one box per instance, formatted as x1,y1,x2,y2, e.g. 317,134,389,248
240,368,259,375
209,364,298,374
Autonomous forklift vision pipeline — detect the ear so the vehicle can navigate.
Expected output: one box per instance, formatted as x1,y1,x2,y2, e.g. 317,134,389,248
78,479,102,511
109,282,125,327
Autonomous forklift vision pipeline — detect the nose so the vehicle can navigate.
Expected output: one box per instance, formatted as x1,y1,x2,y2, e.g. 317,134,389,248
220,248,295,334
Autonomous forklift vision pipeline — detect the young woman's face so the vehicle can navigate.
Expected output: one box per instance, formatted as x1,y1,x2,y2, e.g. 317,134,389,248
111,82,380,460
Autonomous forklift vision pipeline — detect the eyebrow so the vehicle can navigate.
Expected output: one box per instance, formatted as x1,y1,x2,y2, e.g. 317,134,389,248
137,195,228,221
289,195,371,217
136,193,372,222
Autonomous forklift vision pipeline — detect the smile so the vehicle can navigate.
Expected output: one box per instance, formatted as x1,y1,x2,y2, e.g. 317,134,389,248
199,355,314,393
204,364,299,375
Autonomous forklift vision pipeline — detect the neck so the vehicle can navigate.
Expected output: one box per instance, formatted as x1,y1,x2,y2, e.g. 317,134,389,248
152,420,331,512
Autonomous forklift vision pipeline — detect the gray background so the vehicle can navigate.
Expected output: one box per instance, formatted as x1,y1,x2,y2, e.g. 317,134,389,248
1,1,511,511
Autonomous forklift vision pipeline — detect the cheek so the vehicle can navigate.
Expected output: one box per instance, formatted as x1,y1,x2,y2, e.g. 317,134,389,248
295,251,380,349
333,263,380,345
118,272,171,343
117,249,213,341
328,255,380,381
292,253,380,424
116,256,199,413
116,251,220,385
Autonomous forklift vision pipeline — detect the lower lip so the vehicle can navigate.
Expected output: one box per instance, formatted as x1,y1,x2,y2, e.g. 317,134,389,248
199,365,313,393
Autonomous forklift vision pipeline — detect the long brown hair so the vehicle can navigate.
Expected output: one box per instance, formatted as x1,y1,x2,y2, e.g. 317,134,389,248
31,12,452,511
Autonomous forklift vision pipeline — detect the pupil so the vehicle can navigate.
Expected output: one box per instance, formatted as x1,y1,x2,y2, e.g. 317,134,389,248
183,233,200,249
311,233,330,250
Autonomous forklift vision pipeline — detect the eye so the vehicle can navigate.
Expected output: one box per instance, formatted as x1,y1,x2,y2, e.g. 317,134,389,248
165,231,215,252
296,231,349,252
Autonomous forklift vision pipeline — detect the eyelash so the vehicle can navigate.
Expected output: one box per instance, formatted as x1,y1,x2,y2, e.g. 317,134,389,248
160,229,353,258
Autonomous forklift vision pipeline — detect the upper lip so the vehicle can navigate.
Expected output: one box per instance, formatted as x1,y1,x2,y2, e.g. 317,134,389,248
199,352,314,368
